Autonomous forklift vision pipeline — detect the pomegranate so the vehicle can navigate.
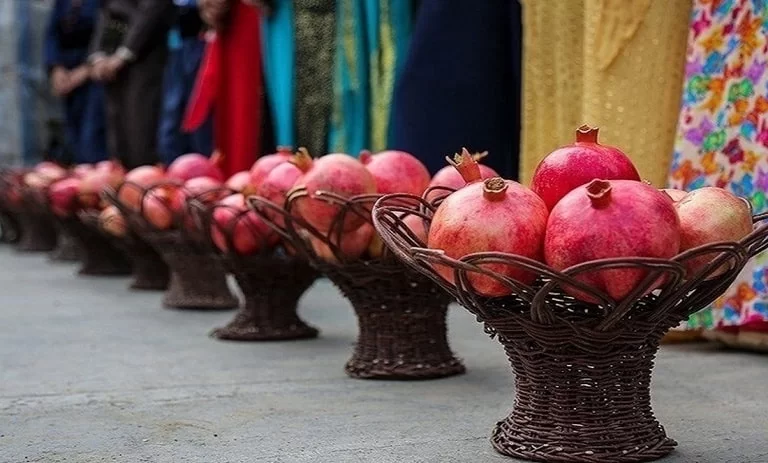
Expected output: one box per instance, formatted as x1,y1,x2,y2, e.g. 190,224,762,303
211,193,277,255
100,205,127,237
79,167,125,209
34,162,67,182
72,164,94,178
292,152,377,232
675,187,753,276
428,177,549,296
662,188,687,203
369,212,427,258
118,165,166,210
166,152,225,182
225,171,255,195
49,178,82,217
544,179,680,302
426,149,498,203
23,172,50,189
531,125,641,210
308,223,374,264
249,146,293,186
359,149,430,196
141,186,181,230
257,149,313,223
184,176,226,204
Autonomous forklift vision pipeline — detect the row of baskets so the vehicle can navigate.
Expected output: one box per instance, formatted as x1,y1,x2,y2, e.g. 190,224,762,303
1,175,767,463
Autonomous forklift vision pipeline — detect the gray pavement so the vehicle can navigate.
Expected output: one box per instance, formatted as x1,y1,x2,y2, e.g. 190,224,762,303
1,246,767,463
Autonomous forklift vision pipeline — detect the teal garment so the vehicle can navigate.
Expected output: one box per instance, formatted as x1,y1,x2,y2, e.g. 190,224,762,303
262,0,295,147
364,0,412,150
328,0,369,156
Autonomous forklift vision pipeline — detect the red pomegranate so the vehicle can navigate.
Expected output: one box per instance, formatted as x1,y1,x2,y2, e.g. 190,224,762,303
257,149,313,223
369,212,427,258
309,223,374,264
166,152,225,182
211,193,277,255
426,149,498,203
141,186,182,230
72,164,94,178
49,178,82,217
359,150,430,196
531,125,641,210
118,165,166,210
292,152,377,232
95,159,126,176
184,176,226,204
428,177,549,296
544,179,681,302
675,187,753,276
79,167,125,209
34,162,67,183
100,205,127,237
225,171,255,195
23,172,50,190
249,146,293,186
662,188,687,203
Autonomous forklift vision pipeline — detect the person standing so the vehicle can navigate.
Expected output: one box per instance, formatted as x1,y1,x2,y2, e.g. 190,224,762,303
89,0,175,169
45,0,107,164
157,0,212,164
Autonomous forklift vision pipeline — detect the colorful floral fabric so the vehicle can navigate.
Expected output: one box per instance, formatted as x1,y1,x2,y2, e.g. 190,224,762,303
669,0,768,330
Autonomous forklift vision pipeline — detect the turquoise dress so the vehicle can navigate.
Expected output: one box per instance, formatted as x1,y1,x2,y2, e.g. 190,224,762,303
261,0,295,148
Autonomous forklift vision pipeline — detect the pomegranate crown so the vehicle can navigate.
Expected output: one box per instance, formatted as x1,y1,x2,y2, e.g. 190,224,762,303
586,179,612,208
576,124,600,144
445,148,483,184
289,147,314,172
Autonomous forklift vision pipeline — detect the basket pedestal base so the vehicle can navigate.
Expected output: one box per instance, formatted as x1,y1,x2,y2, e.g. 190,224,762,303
322,263,465,380
0,211,20,243
16,212,56,252
49,224,80,262
154,245,238,310
62,219,132,275
212,255,318,341
124,238,169,290
491,339,676,463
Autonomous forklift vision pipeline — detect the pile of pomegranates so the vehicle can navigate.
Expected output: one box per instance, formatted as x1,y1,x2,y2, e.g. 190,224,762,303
418,125,754,302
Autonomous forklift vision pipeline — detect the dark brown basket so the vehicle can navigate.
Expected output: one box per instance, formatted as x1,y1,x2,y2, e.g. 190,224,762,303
14,188,57,252
249,193,465,380
191,199,320,340
141,230,238,310
66,212,132,276
49,221,80,262
372,193,768,462
0,210,20,244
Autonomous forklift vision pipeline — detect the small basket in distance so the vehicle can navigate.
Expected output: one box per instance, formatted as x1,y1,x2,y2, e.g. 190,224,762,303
14,188,57,252
102,189,169,290
70,211,133,276
373,192,768,463
114,182,238,310
249,192,465,380
192,199,319,341
49,220,80,262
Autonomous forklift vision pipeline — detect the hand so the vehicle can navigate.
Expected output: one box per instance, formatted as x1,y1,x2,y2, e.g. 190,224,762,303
65,66,90,92
50,67,71,97
100,55,127,82
200,0,231,29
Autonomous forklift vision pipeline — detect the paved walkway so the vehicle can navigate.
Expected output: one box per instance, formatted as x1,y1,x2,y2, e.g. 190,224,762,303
1,246,766,463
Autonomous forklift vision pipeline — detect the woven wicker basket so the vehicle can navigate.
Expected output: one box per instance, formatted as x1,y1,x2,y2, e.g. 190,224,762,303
106,183,237,309
66,212,132,276
373,193,768,462
49,221,80,262
0,210,20,244
249,193,465,380
14,188,57,252
190,200,319,340
0,171,22,244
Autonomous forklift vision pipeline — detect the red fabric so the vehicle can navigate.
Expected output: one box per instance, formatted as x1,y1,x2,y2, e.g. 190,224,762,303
184,2,263,177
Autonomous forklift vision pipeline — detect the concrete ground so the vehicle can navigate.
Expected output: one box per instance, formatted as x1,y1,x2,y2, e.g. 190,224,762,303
1,246,767,463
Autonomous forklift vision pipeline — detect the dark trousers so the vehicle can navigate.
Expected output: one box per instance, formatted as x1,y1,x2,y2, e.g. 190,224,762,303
64,82,108,164
105,45,167,169
157,36,212,164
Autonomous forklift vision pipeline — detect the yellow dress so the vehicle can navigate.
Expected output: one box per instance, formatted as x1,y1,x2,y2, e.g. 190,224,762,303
520,0,692,186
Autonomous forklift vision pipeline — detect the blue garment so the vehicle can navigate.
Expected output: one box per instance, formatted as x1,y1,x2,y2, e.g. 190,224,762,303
262,0,296,147
157,35,212,163
44,0,107,163
390,0,521,178
64,83,108,163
